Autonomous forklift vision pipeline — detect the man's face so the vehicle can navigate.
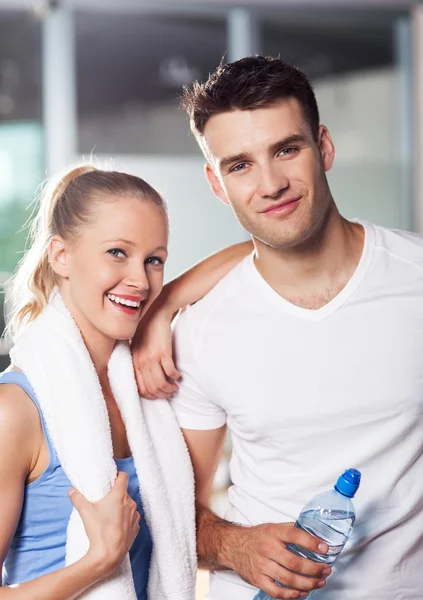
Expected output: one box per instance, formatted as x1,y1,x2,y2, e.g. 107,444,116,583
203,98,335,250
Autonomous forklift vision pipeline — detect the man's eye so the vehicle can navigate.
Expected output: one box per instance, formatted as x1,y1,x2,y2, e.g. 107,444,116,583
279,147,298,157
231,163,248,173
107,248,126,258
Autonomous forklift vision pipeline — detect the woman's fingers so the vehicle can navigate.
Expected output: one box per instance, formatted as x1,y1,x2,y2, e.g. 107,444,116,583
135,355,180,400
150,361,178,397
135,368,157,400
161,354,181,382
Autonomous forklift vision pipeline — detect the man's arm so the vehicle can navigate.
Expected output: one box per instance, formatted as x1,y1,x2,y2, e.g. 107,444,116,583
180,425,234,570
182,427,332,600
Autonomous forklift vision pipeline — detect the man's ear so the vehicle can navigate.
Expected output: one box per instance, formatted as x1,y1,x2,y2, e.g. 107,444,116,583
205,163,230,206
318,125,335,172
48,236,70,279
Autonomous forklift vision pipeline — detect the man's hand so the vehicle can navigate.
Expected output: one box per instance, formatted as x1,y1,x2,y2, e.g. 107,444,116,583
197,507,331,600
229,522,330,599
132,308,181,400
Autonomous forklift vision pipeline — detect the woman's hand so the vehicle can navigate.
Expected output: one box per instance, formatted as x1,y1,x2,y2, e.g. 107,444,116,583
130,242,253,400
69,472,140,579
132,307,181,400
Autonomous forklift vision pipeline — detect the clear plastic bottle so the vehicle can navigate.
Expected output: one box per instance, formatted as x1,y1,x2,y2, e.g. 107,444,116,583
253,468,361,600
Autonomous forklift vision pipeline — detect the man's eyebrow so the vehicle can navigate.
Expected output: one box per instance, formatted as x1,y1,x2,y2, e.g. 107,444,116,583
218,134,308,172
269,134,308,153
219,152,250,172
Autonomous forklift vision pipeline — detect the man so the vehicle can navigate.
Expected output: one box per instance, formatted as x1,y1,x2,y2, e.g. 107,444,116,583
135,56,423,600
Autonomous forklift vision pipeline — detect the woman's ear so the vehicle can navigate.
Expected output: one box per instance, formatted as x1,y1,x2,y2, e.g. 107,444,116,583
48,236,70,279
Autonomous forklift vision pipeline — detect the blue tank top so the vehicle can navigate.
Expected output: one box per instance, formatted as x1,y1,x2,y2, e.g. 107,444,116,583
0,370,152,598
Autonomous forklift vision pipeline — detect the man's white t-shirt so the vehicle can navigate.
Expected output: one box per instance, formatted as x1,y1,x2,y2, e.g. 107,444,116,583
172,220,423,600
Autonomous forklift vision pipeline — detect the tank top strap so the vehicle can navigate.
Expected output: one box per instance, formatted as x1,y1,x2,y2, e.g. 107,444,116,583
0,370,60,468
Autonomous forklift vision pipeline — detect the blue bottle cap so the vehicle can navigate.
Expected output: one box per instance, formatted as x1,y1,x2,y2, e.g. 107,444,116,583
334,468,361,498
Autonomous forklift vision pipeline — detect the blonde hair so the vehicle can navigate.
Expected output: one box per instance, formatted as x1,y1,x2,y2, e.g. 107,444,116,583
6,164,167,338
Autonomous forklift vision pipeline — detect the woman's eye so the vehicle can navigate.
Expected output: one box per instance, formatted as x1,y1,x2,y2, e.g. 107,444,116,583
145,256,164,266
107,248,126,259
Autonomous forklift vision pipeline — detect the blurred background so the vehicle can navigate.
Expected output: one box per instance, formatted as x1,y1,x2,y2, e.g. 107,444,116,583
0,0,422,596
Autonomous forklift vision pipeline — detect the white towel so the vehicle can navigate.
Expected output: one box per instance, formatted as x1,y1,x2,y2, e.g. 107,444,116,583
10,292,197,600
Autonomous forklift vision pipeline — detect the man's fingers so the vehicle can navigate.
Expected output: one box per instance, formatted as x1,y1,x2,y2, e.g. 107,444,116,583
262,531,329,579
266,561,326,593
161,354,181,381
277,548,331,579
257,577,309,600
280,525,328,555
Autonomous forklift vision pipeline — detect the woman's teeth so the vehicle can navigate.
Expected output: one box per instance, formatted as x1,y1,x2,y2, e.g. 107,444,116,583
106,294,141,309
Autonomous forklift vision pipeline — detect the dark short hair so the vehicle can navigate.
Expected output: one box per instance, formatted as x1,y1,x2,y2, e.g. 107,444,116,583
181,55,320,140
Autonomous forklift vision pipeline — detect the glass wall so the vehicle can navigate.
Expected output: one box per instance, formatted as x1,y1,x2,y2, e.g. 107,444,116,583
261,6,410,230
0,11,44,270
0,9,44,369
76,11,227,155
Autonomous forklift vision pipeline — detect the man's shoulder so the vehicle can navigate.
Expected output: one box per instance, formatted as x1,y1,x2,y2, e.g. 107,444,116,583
172,253,252,360
371,221,423,268
176,254,251,328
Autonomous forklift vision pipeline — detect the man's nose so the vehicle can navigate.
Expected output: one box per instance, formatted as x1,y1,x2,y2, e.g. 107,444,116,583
257,164,289,198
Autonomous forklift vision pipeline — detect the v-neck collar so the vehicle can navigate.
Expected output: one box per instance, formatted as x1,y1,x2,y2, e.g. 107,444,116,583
247,220,375,321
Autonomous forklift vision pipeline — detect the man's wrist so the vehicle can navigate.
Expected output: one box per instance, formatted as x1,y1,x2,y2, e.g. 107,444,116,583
217,520,249,572
197,506,248,572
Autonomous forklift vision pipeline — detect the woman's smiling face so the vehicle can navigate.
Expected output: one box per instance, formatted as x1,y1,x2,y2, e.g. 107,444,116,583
50,195,168,347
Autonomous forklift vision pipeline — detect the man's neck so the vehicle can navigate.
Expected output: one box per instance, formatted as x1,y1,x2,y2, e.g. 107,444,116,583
254,209,365,310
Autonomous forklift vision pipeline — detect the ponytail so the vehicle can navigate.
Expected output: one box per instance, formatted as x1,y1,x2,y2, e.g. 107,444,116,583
6,163,166,339
6,165,97,338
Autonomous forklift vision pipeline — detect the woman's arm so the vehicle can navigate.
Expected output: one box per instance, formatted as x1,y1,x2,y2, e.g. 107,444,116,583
132,240,253,399
1,556,107,599
153,241,253,317
0,384,140,599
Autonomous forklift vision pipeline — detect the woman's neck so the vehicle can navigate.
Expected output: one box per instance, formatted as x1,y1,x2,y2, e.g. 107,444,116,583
57,287,116,379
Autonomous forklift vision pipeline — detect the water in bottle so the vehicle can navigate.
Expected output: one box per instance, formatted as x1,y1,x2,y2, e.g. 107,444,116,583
253,468,361,600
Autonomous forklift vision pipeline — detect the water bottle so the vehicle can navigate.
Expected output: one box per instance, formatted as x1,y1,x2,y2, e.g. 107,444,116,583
253,468,361,600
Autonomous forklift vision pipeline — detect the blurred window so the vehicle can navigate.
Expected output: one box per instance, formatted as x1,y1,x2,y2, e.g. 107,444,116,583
261,7,410,230
0,123,44,273
0,10,44,366
0,10,42,122
76,12,227,155
261,8,395,79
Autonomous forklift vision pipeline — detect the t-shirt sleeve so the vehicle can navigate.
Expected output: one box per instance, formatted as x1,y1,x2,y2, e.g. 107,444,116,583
170,308,227,431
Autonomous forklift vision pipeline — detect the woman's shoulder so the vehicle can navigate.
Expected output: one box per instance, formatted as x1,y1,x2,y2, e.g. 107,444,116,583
0,373,41,469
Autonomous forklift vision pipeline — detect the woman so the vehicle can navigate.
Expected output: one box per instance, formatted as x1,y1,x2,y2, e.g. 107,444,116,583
0,164,251,599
